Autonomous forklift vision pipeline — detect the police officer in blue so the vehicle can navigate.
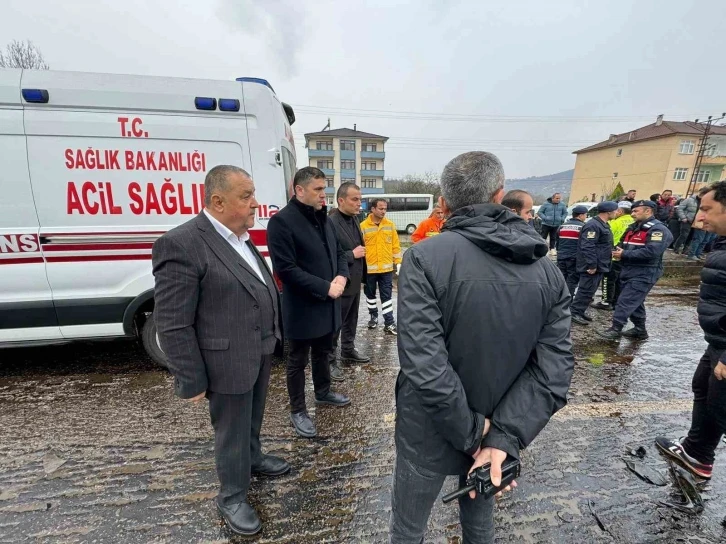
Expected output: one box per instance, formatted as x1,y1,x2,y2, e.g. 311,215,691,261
570,201,618,326
597,200,674,340
556,205,589,296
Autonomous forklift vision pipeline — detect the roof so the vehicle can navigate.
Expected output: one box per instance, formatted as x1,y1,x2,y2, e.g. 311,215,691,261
574,120,726,154
304,128,389,141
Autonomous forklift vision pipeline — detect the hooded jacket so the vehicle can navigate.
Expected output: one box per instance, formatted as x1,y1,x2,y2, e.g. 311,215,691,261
394,204,574,474
537,197,568,227
676,196,700,224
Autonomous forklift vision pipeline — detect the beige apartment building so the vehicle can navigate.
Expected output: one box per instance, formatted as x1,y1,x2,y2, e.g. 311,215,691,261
570,117,726,204
304,127,388,206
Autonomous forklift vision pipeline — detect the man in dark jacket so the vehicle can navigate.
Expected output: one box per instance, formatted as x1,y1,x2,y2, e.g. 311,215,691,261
328,182,370,379
390,151,574,543
597,200,673,340
570,201,617,325
656,190,676,223
556,205,589,296
536,192,568,255
267,167,351,439
656,181,726,480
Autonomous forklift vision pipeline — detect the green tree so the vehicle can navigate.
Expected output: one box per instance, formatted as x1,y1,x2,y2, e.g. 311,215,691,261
608,182,625,201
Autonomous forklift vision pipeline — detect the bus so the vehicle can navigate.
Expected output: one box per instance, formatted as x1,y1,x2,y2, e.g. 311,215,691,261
358,193,434,234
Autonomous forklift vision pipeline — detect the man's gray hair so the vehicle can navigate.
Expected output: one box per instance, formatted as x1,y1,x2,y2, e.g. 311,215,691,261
204,165,251,207
440,152,505,212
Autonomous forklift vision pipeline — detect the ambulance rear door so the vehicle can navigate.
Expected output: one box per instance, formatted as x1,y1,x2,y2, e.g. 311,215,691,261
0,69,61,343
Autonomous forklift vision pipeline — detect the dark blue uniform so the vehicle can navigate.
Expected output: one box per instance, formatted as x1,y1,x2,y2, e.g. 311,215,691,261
556,218,584,296
571,217,613,317
611,219,673,330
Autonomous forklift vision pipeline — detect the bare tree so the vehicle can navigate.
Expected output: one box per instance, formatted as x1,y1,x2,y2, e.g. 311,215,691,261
384,171,441,200
0,40,49,69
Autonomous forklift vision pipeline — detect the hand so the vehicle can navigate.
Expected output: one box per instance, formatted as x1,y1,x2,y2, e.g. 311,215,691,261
612,247,623,259
467,447,517,500
333,275,347,286
189,391,206,403
587,268,596,275
328,281,344,299
715,362,726,381
352,245,366,259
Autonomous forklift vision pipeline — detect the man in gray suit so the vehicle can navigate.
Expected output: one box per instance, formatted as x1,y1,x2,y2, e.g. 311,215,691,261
152,165,289,537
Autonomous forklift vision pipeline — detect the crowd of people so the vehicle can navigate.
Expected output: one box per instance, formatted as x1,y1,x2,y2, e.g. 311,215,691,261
150,156,726,542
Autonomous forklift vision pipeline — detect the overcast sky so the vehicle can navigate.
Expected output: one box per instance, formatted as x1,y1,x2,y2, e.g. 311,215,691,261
3,0,725,179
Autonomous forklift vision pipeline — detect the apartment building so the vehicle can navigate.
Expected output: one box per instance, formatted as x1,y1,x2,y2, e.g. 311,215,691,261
569,116,726,204
304,127,388,206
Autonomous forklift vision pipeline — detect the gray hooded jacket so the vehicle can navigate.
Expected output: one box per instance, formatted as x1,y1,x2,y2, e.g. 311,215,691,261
394,204,574,474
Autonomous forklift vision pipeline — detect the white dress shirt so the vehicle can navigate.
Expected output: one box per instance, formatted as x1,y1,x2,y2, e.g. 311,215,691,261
203,210,266,284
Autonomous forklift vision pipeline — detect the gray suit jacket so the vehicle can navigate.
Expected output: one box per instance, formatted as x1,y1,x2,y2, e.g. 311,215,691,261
152,212,280,399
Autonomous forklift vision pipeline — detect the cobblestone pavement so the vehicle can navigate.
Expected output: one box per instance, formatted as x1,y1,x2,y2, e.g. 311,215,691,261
1,279,725,543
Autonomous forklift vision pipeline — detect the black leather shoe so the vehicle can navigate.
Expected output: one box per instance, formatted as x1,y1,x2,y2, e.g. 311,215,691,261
597,327,622,340
315,391,351,407
252,454,291,477
591,301,613,311
571,314,590,326
290,411,317,438
329,362,345,382
341,349,370,363
582,313,594,322
217,501,261,536
622,327,648,340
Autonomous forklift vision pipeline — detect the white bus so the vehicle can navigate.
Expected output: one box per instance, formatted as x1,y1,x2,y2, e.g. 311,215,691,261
359,193,434,234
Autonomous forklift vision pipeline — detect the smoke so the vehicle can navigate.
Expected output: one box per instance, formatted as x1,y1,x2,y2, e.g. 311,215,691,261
217,0,305,78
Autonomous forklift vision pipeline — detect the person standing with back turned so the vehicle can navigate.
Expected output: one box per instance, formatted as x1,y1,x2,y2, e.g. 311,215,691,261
267,167,351,439
390,151,574,543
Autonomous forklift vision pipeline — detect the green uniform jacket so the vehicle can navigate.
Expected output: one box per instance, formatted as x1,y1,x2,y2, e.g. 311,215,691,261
609,215,634,247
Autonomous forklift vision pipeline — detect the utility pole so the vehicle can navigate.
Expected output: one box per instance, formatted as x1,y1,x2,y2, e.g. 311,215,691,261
686,113,726,197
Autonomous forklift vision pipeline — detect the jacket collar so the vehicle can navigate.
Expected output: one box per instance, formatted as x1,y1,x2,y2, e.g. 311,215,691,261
289,196,328,223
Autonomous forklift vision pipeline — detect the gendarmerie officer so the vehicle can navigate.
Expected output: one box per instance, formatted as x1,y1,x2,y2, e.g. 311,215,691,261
597,200,673,340
570,201,617,325
556,205,589,296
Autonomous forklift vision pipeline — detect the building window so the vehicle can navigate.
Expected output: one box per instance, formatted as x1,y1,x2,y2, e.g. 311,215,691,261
316,141,333,150
616,148,622,157
363,143,377,152
361,161,377,170
679,140,695,154
341,160,356,169
341,140,356,151
326,177,334,188
326,196,334,206
362,179,377,188
613,172,618,178
673,167,688,180
317,160,333,169
696,169,711,183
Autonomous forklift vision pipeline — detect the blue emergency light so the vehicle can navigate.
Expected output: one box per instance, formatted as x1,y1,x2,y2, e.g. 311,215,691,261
194,97,217,110
236,77,275,93
218,98,240,112
22,89,49,103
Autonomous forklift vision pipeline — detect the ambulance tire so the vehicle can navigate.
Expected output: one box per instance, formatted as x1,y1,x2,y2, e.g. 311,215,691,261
141,316,169,369
406,224,416,235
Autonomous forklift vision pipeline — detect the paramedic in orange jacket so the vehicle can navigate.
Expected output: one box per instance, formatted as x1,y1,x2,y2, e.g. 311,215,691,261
411,206,445,243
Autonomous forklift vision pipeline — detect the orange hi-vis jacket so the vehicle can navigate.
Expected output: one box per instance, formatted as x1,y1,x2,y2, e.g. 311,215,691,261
360,215,402,274
411,217,445,243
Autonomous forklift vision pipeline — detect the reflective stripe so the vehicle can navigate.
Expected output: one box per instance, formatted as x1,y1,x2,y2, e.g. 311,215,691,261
369,264,393,272
382,307,394,315
363,227,378,234
368,264,379,270
392,253,402,259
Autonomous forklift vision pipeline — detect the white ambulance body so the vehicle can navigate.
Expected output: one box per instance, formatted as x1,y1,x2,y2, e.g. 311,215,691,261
0,69,296,364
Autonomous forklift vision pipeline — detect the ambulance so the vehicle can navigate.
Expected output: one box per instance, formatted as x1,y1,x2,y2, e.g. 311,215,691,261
0,69,297,366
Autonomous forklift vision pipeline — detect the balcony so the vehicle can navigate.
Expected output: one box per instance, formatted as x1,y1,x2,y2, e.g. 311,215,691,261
361,151,385,159
360,169,385,177
361,187,384,194
325,187,336,195
320,168,335,176
340,169,356,178
309,149,334,157
340,149,356,160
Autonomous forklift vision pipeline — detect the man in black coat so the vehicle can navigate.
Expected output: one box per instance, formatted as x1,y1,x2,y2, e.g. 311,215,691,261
556,205,589,296
328,182,370,380
390,152,574,542
570,201,617,325
656,181,726,481
267,167,351,439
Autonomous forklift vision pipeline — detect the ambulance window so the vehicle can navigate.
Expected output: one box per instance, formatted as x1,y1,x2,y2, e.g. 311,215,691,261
281,148,296,190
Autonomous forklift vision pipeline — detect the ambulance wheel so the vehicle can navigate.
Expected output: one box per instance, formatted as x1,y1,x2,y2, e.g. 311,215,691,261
406,224,416,235
141,316,169,369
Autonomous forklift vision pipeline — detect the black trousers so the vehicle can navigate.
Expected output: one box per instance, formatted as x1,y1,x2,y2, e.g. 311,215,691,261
287,333,333,414
612,279,654,330
540,224,559,250
333,291,360,354
668,218,682,248
571,272,603,316
365,272,395,325
207,353,272,507
682,346,726,465
557,257,579,297
601,260,622,305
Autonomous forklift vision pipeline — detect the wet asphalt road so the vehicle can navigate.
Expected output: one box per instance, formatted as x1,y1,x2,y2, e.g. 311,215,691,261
1,277,725,543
